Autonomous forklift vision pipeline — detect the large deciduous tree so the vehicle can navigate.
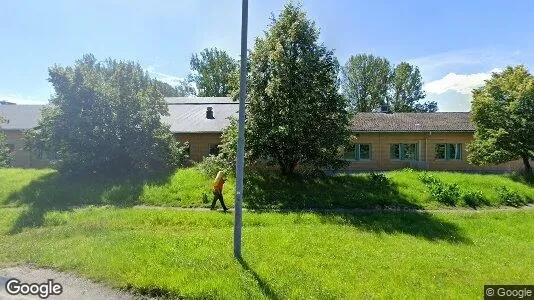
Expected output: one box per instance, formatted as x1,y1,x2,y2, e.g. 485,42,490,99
341,56,436,112
26,54,188,175
341,54,391,112
247,3,350,175
189,48,238,97
468,65,534,174
391,62,436,112
153,80,196,97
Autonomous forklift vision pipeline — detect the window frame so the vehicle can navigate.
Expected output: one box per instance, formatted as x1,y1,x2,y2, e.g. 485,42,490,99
435,143,462,161
390,143,419,161
344,143,372,161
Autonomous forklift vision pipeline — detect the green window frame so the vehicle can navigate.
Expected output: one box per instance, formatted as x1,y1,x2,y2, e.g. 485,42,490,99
344,144,372,161
390,143,418,161
435,143,462,160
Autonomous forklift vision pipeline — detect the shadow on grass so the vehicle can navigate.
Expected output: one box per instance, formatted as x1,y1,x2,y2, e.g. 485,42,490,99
237,256,280,300
315,211,472,244
244,170,422,210
507,171,534,187
6,171,172,234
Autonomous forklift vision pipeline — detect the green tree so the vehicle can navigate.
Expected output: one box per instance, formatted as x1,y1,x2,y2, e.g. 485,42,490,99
247,3,350,175
0,116,12,167
189,48,238,97
468,65,534,174
341,54,391,112
391,62,436,112
26,54,188,175
154,80,196,97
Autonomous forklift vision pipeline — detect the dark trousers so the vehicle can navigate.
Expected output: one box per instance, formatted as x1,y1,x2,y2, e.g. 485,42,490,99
211,191,228,211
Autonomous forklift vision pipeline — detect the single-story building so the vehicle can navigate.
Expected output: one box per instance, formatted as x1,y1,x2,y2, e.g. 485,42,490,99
347,112,524,171
0,97,238,167
0,97,528,171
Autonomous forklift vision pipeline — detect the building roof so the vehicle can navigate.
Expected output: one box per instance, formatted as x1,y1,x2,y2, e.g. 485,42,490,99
1,99,474,134
0,105,45,130
162,101,239,133
351,112,475,132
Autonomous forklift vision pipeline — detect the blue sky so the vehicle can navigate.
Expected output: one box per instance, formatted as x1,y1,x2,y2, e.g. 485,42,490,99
2,0,534,111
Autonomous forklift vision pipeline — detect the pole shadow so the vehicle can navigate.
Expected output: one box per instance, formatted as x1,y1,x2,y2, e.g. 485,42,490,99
237,256,281,300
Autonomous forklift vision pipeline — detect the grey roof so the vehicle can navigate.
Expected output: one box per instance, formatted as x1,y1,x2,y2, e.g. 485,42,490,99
0,105,45,130
162,102,239,133
351,112,475,132
165,97,236,104
0,99,474,134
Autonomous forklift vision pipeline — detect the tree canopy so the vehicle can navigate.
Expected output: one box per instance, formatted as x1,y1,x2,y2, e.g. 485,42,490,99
341,55,436,112
246,3,350,175
341,54,391,112
26,54,188,175
189,48,238,97
153,80,196,97
468,65,534,174
0,116,11,167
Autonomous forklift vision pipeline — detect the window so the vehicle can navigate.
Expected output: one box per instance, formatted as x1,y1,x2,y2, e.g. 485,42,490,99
390,143,418,161
209,144,220,156
435,143,462,160
344,144,372,161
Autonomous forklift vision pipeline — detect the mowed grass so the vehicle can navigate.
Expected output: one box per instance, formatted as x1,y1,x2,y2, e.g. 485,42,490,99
0,207,532,299
1,168,532,210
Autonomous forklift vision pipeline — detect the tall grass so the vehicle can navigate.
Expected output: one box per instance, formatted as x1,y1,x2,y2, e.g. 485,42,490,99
0,168,532,211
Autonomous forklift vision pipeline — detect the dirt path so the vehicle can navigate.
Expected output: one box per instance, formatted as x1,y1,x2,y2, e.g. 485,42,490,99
133,204,534,214
0,266,137,300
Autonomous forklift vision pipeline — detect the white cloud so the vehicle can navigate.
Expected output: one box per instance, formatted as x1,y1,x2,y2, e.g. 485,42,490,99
424,68,501,95
145,66,187,87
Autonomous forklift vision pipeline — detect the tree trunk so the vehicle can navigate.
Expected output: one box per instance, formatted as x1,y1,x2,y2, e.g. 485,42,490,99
521,154,532,175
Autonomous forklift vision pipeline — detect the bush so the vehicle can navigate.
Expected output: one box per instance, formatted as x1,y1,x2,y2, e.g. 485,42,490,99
497,186,525,207
196,155,232,178
419,172,460,206
461,191,488,208
418,172,440,185
368,172,389,186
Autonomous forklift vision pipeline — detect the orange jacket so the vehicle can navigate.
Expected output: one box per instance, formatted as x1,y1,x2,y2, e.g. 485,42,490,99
213,171,226,193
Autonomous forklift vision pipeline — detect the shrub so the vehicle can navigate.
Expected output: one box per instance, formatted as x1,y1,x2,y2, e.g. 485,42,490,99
196,155,232,178
461,190,488,208
497,186,525,207
368,172,389,186
431,183,461,206
418,172,439,185
419,172,461,206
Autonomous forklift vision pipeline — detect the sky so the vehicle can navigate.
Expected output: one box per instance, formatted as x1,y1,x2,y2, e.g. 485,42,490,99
2,0,534,111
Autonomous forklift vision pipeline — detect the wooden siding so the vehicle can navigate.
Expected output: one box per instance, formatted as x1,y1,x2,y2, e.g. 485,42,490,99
174,133,222,162
345,132,524,171
3,130,49,168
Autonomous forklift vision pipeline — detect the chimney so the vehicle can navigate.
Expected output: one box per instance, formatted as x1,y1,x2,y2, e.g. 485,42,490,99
206,107,214,119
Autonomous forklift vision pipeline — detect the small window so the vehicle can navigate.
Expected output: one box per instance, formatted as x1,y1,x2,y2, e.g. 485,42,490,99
435,144,462,160
209,144,220,156
390,143,418,161
344,144,371,161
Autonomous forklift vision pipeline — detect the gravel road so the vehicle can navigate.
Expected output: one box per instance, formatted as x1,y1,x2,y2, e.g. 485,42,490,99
0,266,136,300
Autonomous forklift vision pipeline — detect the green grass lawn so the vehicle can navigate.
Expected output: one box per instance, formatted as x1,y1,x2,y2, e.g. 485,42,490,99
0,206,532,299
1,167,531,210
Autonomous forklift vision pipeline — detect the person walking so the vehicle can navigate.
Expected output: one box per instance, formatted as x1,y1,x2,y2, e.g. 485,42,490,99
211,171,228,212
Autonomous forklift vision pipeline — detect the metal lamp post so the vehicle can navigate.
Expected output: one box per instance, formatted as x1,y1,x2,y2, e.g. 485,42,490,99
234,0,248,258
